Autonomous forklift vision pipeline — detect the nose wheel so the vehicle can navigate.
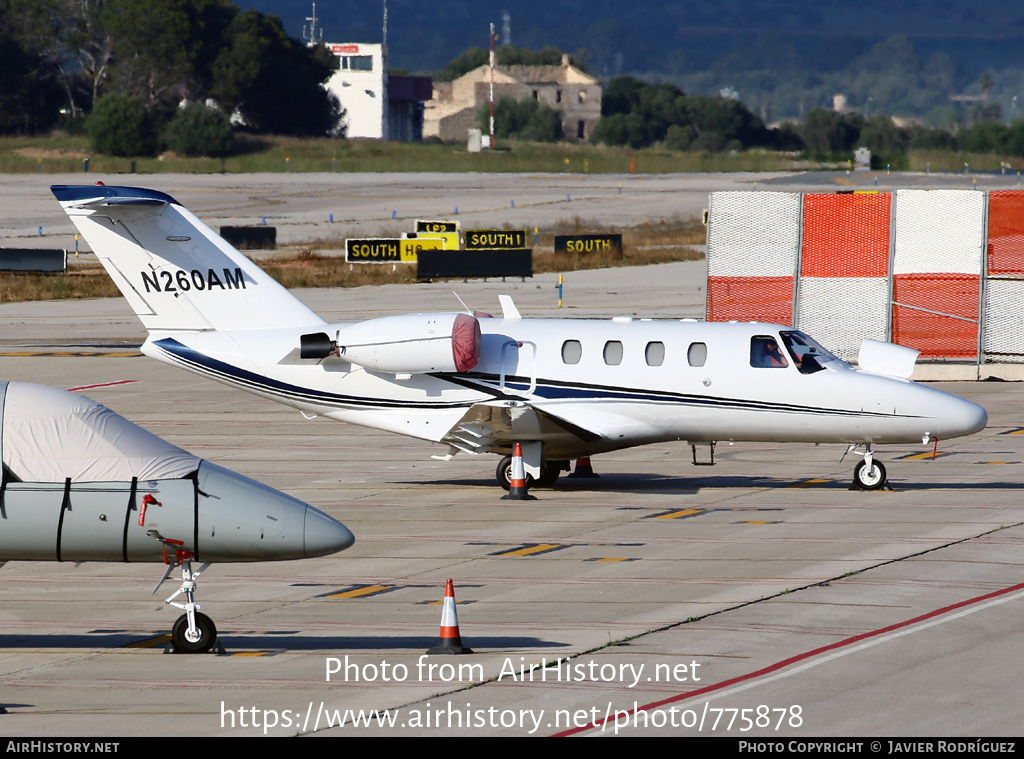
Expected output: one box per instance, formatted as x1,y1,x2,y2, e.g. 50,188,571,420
171,611,217,654
848,446,890,490
853,459,887,490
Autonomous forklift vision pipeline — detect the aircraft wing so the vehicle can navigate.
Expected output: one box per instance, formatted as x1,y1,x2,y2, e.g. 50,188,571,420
440,401,603,457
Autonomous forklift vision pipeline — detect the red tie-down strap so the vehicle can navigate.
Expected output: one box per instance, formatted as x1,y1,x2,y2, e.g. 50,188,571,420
139,493,161,526
159,537,195,566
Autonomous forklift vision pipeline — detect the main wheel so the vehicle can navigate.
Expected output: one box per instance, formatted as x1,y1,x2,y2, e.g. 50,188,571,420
853,459,887,490
534,461,563,488
496,455,535,491
171,612,217,654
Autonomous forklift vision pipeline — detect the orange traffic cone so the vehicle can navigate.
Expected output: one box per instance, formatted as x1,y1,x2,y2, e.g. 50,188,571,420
568,456,599,478
427,579,473,654
502,442,537,500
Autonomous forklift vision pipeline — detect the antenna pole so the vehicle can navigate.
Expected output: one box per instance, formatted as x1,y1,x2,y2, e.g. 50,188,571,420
302,2,322,47
489,23,495,150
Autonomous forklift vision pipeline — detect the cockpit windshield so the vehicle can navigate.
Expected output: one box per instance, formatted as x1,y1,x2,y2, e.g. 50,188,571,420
779,331,843,375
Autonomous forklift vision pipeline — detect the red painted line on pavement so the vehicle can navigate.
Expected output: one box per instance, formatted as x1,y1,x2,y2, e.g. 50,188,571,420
554,579,1024,736
66,380,138,392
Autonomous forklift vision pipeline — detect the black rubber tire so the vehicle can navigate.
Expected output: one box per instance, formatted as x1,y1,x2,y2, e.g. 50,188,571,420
534,461,562,488
496,455,535,491
171,612,217,654
853,460,887,490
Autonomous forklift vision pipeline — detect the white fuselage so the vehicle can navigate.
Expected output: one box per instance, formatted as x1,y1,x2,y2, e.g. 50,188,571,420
142,317,987,461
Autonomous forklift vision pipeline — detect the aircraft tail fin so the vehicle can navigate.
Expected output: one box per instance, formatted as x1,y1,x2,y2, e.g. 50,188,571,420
52,185,324,333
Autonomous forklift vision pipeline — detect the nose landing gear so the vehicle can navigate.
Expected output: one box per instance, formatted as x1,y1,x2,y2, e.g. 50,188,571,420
848,446,891,491
163,560,218,653
149,531,221,653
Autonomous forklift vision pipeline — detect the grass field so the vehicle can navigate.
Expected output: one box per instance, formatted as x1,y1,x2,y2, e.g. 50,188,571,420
6,132,1021,176
0,216,706,303
1,133,813,175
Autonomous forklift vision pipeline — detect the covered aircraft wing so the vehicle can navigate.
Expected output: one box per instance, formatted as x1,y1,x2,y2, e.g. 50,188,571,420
0,382,200,483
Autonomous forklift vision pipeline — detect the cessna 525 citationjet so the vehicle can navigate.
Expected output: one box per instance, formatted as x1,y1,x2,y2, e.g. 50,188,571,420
53,184,987,492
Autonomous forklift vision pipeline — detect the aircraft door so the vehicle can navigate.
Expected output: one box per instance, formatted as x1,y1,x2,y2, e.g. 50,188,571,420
499,340,537,395
59,482,134,561
0,482,65,560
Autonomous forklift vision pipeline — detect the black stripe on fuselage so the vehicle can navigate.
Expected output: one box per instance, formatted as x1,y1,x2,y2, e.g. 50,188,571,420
152,338,921,421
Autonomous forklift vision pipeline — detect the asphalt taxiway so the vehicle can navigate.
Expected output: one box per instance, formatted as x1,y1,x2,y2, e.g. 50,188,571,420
0,172,1022,737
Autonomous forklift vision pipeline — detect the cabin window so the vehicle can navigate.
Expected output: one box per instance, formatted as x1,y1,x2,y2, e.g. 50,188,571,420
687,342,707,367
561,339,582,364
750,336,788,368
578,89,588,103
645,341,665,366
603,340,623,365
556,89,563,103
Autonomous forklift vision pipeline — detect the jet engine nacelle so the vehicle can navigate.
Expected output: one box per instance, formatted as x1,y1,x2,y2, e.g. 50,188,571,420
302,312,481,374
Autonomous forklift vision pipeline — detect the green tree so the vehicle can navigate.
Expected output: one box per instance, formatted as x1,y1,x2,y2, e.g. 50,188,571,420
212,11,339,135
87,92,160,156
6,0,114,114
480,96,563,142
166,102,233,156
857,115,909,155
957,121,1012,153
664,124,695,151
101,0,195,106
434,47,488,82
687,95,768,146
979,71,995,99
601,76,648,117
496,44,584,70
906,124,956,150
967,102,1002,125
435,44,585,83
0,10,64,133
593,77,769,152
799,109,862,154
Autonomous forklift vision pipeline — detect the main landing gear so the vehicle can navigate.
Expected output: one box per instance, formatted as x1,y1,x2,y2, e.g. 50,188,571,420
496,456,567,490
150,531,220,653
848,445,890,491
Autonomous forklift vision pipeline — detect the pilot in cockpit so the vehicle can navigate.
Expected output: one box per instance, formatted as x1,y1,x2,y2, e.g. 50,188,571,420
752,336,789,368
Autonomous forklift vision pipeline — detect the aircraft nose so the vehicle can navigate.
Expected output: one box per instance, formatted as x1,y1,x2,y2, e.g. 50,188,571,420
304,506,354,558
196,461,354,562
928,392,988,439
946,396,988,437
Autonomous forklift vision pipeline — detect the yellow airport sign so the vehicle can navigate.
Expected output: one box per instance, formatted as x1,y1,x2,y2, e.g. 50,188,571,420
415,220,460,250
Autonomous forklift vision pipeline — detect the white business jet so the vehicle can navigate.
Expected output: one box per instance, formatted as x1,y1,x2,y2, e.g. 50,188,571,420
53,184,987,492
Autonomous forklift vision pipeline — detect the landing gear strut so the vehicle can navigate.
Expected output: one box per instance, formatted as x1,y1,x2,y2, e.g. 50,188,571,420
849,445,889,490
149,531,220,653
164,560,218,653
